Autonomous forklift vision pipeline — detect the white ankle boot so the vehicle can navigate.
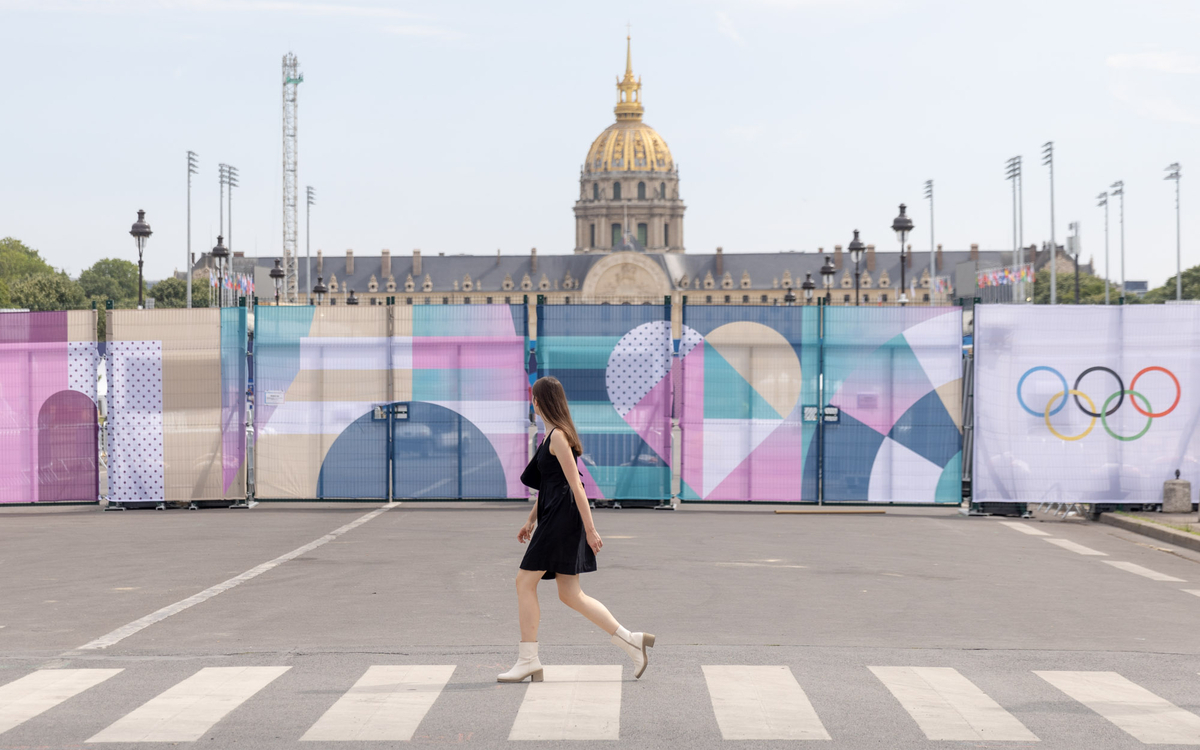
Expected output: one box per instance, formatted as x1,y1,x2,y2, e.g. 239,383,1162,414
497,641,544,683
611,626,655,679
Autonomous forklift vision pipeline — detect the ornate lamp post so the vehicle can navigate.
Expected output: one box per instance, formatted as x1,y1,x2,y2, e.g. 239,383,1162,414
891,203,914,306
270,258,284,306
820,255,835,305
211,235,229,309
347,289,359,306
312,275,327,306
783,287,796,306
802,272,815,305
129,210,152,309
848,230,865,306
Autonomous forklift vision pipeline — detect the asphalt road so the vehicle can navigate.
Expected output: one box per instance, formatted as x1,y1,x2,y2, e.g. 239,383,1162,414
2,502,1200,749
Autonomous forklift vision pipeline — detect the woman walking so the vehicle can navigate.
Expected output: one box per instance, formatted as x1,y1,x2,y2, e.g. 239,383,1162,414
498,376,655,683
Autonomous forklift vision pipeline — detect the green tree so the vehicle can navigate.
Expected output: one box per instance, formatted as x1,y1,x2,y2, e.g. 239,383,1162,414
1031,266,1113,304
0,278,10,308
1139,265,1200,303
78,258,140,306
0,237,54,283
149,276,210,308
9,273,86,312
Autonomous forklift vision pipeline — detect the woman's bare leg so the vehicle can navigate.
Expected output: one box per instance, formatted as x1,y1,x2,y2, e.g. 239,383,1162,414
516,569,544,642
555,574,620,635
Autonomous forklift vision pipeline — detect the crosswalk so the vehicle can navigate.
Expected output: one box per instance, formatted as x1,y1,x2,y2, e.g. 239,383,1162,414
3,664,1200,743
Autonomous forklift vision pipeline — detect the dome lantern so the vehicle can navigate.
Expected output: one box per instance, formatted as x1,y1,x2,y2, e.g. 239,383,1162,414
614,35,643,122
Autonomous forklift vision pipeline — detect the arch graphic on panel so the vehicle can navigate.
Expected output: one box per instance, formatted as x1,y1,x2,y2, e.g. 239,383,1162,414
37,390,98,502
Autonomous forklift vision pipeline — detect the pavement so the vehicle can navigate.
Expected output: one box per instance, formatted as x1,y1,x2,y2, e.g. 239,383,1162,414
2,502,1200,748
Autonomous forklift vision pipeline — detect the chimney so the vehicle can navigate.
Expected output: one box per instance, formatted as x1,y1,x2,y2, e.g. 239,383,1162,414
970,243,979,262
381,249,391,278
866,244,876,272
834,244,843,270
496,248,501,266
531,247,538,274
413,249,422,276
317,248,324,273
936,244,943,273
716,246,724,276
345,249,354,276
906,244,913,268
233,251,245,258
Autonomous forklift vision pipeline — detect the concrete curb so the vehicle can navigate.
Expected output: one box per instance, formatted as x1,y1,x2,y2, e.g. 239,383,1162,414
1098,512,1200,554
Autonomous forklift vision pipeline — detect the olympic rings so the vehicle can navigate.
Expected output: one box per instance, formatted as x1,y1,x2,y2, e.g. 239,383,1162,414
1018,365,1180,442
1101,390,1153,441
1129,366,1181,418
1044,390,1096,441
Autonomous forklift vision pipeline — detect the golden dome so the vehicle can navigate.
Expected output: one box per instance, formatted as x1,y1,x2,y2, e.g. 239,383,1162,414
584,37,674,174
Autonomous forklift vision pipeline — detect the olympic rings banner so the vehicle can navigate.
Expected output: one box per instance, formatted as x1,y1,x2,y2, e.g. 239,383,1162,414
974,305,1200,504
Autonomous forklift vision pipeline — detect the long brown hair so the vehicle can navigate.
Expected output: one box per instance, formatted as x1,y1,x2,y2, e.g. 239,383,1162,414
532,376,583,457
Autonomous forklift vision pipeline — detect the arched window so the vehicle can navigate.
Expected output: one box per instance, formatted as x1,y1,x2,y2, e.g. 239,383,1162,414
612,182,621,200
660,182,666,198
589,224,595,247
637,223,648,245
664,223,669,247
611,223,622,247
592,183,599,200
637,182,646,200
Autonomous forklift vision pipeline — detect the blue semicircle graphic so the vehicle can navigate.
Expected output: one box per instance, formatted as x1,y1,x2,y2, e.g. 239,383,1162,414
318,402,509,499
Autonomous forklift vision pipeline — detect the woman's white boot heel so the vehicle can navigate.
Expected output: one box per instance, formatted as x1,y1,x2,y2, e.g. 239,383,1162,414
611,626,655,679
498,641,544,683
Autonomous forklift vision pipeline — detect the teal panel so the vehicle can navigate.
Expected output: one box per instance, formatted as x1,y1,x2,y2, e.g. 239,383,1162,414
703,343,781,420
587,465,671,500
934,451,963,503
570,402,636,434
412,368,525,401
537,336,623,369
679,479,701,500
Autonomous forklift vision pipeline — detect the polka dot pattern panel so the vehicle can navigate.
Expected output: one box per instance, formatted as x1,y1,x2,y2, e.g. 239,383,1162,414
105,341,164,502
67,342,99,403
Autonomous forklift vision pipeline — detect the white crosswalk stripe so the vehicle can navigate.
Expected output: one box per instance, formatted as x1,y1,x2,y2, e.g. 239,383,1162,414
998,521,1051,536
1044,538,1107,555
0,669,123,736
301,665,455,742
1037,670,1200,744
870,666,1037,741
1103,561,1186,582
702,665,830,740
508,665,622,741
86,666,289,743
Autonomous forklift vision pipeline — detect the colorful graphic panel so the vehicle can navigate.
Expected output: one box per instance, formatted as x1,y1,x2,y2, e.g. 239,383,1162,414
254,305,527,499
538,304,672,500
678,306,814,501
0,311,99,503
820,307,963,503
974,305,1200,504
106,308,247,503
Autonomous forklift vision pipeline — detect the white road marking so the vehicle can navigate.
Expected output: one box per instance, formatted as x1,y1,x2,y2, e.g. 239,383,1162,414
71,503,399,652
301,665,455,741
508,665,622,741
999,521,1051,536
1044,538,1107,556
1102,561,1185,582
702,665,831,741
715,562,809,569
1183,589,1200,598
0,669,122,735
86,666,289,743
1036,670,1200,744
870,666,1037,742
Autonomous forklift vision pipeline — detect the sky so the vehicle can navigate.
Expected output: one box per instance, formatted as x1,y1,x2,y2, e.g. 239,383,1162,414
1,0,1198,288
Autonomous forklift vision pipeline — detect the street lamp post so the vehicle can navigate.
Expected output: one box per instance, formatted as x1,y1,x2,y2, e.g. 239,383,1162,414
1111,181,1125,303
1097,192,1110,304
211,235,229,309
783,287,796,306
802,272,815,305
820,255,835,305
129,210,152,309
1005,156,1024,303
924,179,934,306
1068,221,1080,304
270,258,284,306
891,204,914,306
1166,163,1182,301
848,230,865,306
226,165,239,258
306,186,316,305
347,289,359,306
187,151,198,308
1043,142,1056,305
312,275,327,306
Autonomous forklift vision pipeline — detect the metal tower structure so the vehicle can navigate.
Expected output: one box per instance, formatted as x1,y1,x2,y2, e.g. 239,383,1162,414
282,52,304,301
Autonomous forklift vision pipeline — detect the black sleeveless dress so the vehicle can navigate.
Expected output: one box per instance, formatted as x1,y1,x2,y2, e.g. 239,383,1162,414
519,428,597,579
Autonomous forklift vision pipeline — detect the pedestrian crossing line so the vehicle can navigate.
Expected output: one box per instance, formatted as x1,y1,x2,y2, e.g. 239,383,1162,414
300,665,455,742
508,665,621,741
0,669,123,736
998,521,1051,536
1044,538,1107,556
1102,560,1185,582
870,666,1037,742
701,665,830,741
1183,589,1200,598
86,666,290,743
1036,670,1200,744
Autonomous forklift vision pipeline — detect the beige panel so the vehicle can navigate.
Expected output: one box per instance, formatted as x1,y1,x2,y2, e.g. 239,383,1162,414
285,369,388,403
705,321,803,419
936,379,963,431
394,368,413,401
308,307,387,337
67,310,97,342
391,305,413,336
255,433,338,498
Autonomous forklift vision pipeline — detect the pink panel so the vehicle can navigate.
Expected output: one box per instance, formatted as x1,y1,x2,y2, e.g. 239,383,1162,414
830,378,933,437
412,336,526,369
623,371,672,464
677,343,705,499
0,338,68,503
705,418,806,501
